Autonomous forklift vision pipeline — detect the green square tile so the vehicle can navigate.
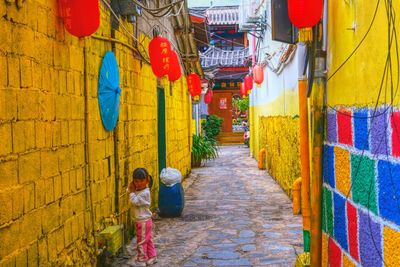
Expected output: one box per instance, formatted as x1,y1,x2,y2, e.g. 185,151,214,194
322,186,333,236
351,154,377,214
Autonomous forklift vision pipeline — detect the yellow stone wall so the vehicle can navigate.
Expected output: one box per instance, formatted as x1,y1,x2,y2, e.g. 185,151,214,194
259,116,300,197
0,1,192,265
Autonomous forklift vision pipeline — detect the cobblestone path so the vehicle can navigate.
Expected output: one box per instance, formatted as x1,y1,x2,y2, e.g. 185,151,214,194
115,146,302,266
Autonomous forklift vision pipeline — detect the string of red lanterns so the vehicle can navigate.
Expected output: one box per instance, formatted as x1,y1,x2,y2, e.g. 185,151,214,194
204,89,213,104
253,64,264,85
240,82,247,97
187,73,202,97
168,50,182,82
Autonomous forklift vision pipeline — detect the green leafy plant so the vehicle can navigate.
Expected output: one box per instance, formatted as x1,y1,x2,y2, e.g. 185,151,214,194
232,97,249,113
201,115,223,141
192,135,218,167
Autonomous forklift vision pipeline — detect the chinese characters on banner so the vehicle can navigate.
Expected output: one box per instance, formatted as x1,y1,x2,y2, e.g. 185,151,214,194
219,98,227,109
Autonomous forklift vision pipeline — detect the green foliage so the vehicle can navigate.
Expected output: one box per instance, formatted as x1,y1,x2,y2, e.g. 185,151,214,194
192,135,218,166
232,97,249,113
202,115,223,141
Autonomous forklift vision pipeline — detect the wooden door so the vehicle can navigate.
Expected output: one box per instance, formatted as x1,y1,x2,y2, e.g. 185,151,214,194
208,91,233,132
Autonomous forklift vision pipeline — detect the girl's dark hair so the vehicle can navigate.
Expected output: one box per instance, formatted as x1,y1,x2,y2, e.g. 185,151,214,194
132,168,148,180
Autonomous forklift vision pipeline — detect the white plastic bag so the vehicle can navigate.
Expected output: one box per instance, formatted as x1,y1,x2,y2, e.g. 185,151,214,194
160,168,182,187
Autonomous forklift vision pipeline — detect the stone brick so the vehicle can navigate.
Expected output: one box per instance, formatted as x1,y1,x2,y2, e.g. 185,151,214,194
61,172,70,196
0,190,12,224
328,238,342,267
39,93,55,121
19,211,42,248
323,145,335,188
41,202,61,234
45,178,54,204
333,192,348,252
7,56,20,88
64,220,73,247
322,186,333,236
32,61,42,90
391,111,400,157
0,256,16,267
346,201,359,262
54,175,62,201
337,110,353,146
41,150,59,178
353,109,369,151
370,109,389,155
12,121,35,153
55,95,71,120
334,147,351,196
0,160,18,187
20,58,33,88
38,237,48,266
60,121,69,146
0,123,12,156
35,179,46,208
15,250,27,267
27,242,39,267
0,89,17,121
0,55,7,87
35,121,46,149
12,187,23,220
23,183,35,213
19,151,41,184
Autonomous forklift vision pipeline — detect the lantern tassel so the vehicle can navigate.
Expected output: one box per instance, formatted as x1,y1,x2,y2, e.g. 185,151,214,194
298,28,313,43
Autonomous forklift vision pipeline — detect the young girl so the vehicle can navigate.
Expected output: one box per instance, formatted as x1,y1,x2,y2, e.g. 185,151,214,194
127,168,157,266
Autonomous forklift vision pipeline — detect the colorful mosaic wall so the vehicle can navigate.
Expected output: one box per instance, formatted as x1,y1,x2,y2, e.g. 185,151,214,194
322,107,400,267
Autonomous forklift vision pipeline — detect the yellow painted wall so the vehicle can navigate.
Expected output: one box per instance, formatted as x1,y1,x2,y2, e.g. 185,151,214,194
250,89,299,159
0,1,192,265
327,0,400,107
259,116,300,197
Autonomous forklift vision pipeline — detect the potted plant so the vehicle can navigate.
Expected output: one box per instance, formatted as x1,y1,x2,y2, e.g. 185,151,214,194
201,115,223,141
191,135,218,167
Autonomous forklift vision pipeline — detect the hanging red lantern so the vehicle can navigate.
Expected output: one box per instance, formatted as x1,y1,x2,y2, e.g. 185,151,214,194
167,50,182,82
187,73,202,96
244,75,253,91
149,36,172,78
204,89,213,104
253,65,264,85
59,0,100,38
288,0,323,42
240,82,247,97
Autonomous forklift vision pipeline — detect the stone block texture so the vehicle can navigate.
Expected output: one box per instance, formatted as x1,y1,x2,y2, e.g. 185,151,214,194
322,106,400,266
0,1,192,265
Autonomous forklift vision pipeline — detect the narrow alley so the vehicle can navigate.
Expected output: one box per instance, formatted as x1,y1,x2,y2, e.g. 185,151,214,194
114,146,303,267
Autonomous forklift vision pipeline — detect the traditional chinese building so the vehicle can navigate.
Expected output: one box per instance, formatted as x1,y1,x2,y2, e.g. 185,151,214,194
190,5,250,134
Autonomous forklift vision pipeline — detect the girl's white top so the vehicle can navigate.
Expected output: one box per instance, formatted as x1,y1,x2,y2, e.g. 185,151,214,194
128,188,152,221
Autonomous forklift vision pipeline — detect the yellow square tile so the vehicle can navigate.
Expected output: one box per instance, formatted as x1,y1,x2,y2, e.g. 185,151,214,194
334,147,351,196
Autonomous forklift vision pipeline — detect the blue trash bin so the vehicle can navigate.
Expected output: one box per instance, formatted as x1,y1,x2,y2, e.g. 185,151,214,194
158,182,185,217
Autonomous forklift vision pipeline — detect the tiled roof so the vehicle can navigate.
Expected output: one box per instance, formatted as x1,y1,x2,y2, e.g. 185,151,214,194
200,46,249,68
206,6,240,25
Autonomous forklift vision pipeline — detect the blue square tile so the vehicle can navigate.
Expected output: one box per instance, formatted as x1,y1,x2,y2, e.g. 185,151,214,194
354,109,369,151
333,192,348,252
378,160,400,226
323,145,335,188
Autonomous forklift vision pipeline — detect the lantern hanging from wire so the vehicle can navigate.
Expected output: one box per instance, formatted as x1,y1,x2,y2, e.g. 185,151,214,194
244,75,253,91
253,64,264,85
204,89,213,104
149,36,172,78
240,82,247,97
288,0,323,42
187,73,202,97
59,0,100,38
168,50,182,82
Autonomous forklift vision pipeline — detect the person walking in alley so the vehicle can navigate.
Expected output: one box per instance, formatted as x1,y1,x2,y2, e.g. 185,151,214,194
127,168,157,266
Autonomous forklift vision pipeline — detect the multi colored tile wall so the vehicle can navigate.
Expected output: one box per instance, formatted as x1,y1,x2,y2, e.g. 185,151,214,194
322,107,400,267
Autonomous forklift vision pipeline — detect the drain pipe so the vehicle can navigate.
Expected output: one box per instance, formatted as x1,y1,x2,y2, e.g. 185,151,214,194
298,77,311,251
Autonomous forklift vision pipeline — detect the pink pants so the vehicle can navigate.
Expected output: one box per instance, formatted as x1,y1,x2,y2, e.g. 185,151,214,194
135,219,156,262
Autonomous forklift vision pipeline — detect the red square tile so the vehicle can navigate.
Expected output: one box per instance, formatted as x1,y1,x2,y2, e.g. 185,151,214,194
391,112,400,157
347,201,359,262
337,110,353,146
329,238,342,267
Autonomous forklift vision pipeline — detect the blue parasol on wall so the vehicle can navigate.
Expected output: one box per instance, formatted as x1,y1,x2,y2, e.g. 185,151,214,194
98,51,121,131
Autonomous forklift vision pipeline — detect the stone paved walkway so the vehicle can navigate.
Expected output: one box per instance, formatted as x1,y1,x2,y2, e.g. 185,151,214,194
114,145,302,266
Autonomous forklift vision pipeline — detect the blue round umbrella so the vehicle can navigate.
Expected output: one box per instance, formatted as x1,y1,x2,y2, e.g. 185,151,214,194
98,51,121,131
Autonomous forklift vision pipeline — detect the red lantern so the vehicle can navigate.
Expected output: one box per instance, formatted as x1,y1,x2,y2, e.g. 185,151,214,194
167,50,182,82
244,75,253,91
59,0,100,38
253,65,264,85
187,73,202,96
149,36,171,78
240,82,247,97
288,0,323,28
204,89,213,104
